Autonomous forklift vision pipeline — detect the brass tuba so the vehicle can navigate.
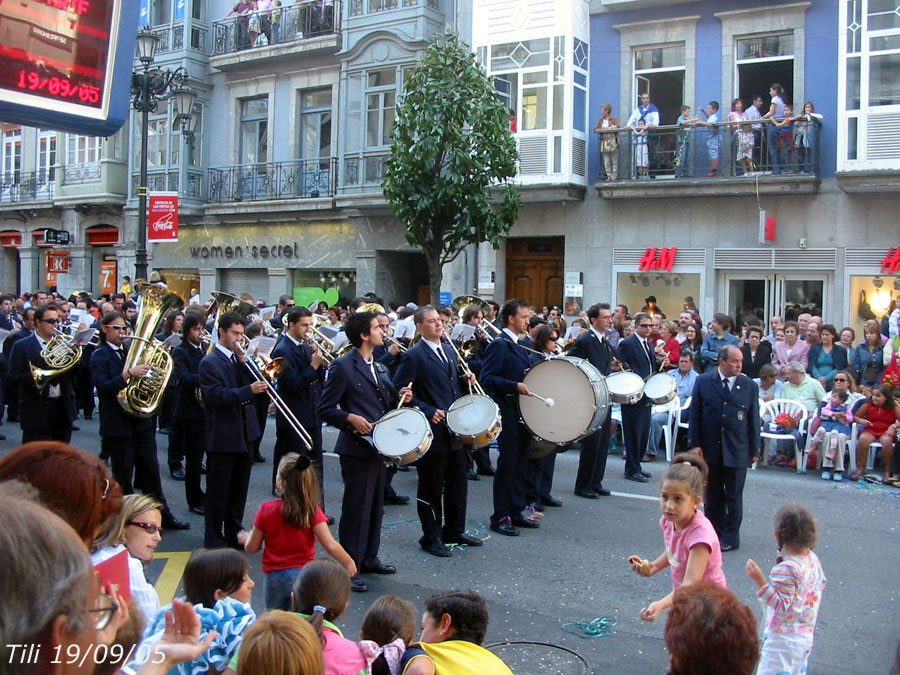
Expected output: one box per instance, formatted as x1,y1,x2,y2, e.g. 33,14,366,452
118,283,184,417
31,330,83,393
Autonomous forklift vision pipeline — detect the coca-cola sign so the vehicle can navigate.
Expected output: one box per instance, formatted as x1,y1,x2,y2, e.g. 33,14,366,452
148,192,179,243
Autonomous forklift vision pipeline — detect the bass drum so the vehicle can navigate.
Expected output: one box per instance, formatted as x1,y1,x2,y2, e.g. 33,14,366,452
518,356,609,445
372,407,433,465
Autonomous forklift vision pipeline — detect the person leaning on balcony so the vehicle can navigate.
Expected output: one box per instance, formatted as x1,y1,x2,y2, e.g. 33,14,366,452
594,103,620,181
224,0,253,49
791,102,823,174
626,93,659,175
696,101,721,177
761,83,787,174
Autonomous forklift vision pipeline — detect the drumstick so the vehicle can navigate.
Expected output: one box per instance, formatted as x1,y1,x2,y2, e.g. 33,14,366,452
396,382,413,409
450,395,478,412
528,392,556,408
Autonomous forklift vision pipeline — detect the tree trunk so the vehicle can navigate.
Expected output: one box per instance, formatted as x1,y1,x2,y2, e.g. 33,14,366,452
427,257,443,306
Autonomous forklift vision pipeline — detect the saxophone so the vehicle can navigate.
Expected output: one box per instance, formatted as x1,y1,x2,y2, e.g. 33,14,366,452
117,283,184,417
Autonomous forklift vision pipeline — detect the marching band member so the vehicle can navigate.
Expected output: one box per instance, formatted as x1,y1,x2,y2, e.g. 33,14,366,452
317,311,412,592
460,304,495,480
172,310,207,515
525,324,563,511
8,304,77,444
4,306,35,426
480,299,538,537
373,310,410,506
393,306,482,558
244,321,270,464
199,310,267,548
90,310,189,530
568,303,621,498
616,311,659,483
270,306,326,496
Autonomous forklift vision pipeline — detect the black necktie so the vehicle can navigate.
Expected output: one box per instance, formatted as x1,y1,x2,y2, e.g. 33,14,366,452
722,377,730,395
644,340,654,369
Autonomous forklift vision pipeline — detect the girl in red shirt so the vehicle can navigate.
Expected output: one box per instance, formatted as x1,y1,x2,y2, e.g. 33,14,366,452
851,385,900,483
245,453,356,610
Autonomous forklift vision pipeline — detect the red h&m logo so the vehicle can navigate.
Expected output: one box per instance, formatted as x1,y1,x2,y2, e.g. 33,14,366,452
882,247,900,275
638,247,677,272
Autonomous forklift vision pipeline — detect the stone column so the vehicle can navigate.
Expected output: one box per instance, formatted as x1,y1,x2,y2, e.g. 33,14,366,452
199,268,217,302
355,250,376,296
19,248,40,292
267,268,290,305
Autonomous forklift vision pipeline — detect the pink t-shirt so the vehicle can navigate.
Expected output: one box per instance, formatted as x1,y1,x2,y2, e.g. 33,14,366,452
660,510,727,590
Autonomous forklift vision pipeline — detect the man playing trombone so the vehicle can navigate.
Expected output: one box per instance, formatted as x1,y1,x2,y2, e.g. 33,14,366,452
199,310,268,548
394,306,482,557
270,306,326,496
317,310,412,592
8,304,78,444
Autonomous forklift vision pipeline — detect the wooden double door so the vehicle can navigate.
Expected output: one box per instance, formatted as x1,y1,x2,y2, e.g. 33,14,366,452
505,237,564,309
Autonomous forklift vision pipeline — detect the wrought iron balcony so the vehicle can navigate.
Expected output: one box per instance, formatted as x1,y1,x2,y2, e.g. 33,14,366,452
208,158,336,202
0,171,55,204
212,0,340,55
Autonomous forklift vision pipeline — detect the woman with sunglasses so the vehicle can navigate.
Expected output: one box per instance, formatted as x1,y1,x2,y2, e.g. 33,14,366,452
525,325,564,514
93,493,164,626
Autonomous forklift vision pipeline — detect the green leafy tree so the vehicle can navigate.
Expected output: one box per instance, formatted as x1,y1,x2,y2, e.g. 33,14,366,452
383,32,521,305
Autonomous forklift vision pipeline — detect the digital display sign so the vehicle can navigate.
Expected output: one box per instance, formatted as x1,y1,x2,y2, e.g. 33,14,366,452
0,0,138,136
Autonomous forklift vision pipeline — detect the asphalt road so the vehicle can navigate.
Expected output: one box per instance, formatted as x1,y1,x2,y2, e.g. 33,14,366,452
3,418,898,674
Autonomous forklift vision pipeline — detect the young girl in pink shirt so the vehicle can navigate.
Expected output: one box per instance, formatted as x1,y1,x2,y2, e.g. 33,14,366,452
631,453,726,621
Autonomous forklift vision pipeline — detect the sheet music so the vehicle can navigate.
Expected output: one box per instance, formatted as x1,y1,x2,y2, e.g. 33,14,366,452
563,326,584,342
331,331,349,352
393,319,416,339
74,329,97,346
163,333,183,349
258,306,276,321
68,307,91,327
450,323,475,342
249,336,277,358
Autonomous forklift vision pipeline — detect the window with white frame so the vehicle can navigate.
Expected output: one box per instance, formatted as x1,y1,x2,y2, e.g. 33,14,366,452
632,44,685,126
1,125,22,182
365,68,396,148
839,0,900,167
66,134,101,165
37,130,57,181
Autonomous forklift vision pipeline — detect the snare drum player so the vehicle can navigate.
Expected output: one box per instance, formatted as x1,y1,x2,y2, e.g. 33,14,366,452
616,312,659,483
394,306,481,557
317,311,412,592
568,302,621,498
480,299,537,536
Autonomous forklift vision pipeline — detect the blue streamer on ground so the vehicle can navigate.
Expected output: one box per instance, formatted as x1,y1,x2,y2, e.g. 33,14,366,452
561,617,618,638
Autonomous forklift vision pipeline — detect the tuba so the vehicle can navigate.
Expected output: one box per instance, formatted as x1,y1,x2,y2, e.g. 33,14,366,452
117,283,184,418
31,330,82,393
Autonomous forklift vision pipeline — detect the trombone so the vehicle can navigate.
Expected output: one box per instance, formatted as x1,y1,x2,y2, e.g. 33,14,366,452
451,294,502,339
236,345,313,451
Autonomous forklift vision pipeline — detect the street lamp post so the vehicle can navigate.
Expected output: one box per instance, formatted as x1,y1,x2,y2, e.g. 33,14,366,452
131,27,196,281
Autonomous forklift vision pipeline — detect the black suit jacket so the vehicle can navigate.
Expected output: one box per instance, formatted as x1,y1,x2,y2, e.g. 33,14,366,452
480,332,532,417
270,335,325,433
617,334,658,406
688,371,760,468
317,349,398,459
567,330,620,376
393,340,466,453
91,342,156,436
8,333,77,431
199,348,262,454
740,341,773,379
172,339,205,420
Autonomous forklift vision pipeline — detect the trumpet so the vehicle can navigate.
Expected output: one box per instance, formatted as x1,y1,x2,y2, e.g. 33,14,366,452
383,325,408,353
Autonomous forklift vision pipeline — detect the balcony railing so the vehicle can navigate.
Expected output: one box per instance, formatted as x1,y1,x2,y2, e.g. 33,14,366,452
596,117,821,181
212,0,339,55
0,171,54,203
349,0,438,15
208,158,336,202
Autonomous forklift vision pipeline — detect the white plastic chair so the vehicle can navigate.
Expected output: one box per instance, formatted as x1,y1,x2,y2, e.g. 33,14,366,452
845,422,883,474
651,395,682,462
759,399,810,473
670,396,692,459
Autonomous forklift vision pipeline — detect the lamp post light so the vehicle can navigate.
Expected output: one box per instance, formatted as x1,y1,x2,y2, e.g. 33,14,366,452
131,27,196,281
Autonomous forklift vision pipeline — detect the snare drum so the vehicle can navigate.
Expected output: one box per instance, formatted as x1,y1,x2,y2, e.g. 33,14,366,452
372,407,433,465
644,372,676,405
518,356,609,444
606,371,644,404
446,394,502,449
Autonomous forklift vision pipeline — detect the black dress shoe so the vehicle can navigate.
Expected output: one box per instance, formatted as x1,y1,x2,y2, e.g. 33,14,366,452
528,500,545,512
384,495,410,505
71,424,80,431
162,514,191,530
640,470,652,478
594,488,612,496
361,562,397,575
511,515,540,529
253,454,266,463
574,488,599,499
350,576,368,592
444,533,483,547
170,467,186,481
489,520,519,536
624,473,649,483
421,541,452,557
721,542,740,552
467,470,480,481
540,495,563,507
189,505,205,516
0,433,6,441
477,467,496,476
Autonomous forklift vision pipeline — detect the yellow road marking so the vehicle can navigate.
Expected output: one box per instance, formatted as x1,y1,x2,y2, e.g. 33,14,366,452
152,552,192,605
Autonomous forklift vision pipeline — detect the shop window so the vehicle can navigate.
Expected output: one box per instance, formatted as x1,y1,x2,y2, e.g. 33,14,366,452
849,275,899,339
616,273,701,321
